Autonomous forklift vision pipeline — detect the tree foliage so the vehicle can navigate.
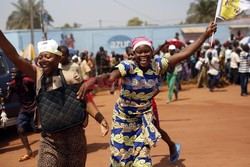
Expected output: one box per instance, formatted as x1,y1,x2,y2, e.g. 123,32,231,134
127,17,143,26
60,22,82,29
185,0,217,24
6,0,53,30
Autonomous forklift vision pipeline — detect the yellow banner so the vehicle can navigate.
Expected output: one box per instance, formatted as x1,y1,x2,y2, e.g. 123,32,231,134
220,0,240,19
216,0,250,20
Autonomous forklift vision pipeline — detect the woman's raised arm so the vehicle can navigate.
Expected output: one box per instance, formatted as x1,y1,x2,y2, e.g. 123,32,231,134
167,22,217,68
0,30,36,80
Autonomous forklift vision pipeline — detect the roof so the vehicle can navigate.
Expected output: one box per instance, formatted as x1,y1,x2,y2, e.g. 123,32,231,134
229,25,250,29
181,27,206,34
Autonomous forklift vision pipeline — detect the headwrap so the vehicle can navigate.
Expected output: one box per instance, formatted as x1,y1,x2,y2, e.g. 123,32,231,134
131,36,153,51
37,39,62,56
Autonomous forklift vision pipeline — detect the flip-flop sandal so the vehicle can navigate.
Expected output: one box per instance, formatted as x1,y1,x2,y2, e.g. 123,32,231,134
19,154,34,162
169,143,181,163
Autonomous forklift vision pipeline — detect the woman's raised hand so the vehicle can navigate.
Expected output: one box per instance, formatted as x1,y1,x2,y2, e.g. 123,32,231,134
205,21,217,38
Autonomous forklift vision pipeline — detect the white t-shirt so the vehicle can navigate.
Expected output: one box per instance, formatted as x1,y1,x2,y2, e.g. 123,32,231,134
195,57,206,70
230,52,240,69
207,57,219,75
205,49,218,60
224,49,232,63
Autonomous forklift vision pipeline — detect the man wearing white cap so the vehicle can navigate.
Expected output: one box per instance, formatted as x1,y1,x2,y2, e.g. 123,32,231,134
164,45,178,103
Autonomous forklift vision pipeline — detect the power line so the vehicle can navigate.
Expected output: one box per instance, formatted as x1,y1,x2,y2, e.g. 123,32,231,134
112,0,161,23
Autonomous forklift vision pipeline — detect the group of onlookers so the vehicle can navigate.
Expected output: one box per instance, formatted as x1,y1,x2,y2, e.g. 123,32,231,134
151,30,249,101
60,31,249,101
194,31,249,96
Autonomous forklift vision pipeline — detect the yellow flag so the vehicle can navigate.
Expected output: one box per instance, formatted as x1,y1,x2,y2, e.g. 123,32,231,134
216,0,250,20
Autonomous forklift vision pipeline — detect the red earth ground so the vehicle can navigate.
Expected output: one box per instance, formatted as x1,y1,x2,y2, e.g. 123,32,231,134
0,84,250,167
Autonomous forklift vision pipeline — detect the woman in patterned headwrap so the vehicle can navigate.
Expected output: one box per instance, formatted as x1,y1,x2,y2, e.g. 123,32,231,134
78,22,217,166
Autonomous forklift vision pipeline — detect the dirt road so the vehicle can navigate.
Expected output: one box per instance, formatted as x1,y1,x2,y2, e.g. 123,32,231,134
0,84,249,167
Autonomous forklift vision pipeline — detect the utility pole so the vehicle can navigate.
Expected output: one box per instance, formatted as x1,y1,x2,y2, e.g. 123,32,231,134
29,0,34,45
40,0,47,40
99,19,102,28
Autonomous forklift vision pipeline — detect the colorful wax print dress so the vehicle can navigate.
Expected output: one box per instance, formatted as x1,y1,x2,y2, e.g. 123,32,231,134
110,58,168,167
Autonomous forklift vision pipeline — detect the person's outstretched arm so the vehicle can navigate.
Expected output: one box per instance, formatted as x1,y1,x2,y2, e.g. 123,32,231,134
77,69,122,100
0,30,36,80
167,22,217,68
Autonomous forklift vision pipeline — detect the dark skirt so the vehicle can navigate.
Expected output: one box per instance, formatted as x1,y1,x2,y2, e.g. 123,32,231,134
38,125,87,167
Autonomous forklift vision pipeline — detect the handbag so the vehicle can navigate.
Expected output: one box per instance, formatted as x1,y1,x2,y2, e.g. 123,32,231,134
36,70,86,133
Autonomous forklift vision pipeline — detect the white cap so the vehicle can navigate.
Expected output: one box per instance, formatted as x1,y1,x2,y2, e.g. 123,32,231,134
189,40,194,43
169,45,176,50
72,55,78,60
37,39,62,56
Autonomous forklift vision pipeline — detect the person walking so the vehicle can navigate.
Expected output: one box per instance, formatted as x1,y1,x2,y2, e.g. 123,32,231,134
238,44,249,96
196,50,208,88
230,48,241,84
1,67,37,162
207,52,220,92
78,22,217,166
164,45,178,103
79,52,91,81
96,46,105,75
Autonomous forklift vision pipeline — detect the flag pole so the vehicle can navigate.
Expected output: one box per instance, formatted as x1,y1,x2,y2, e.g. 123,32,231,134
210,17,217,46
211,0,222,46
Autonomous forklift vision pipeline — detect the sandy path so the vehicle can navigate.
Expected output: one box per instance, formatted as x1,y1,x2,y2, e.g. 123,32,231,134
0,84,249,167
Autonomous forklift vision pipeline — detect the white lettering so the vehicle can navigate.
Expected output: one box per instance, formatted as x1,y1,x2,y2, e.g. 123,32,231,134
110,40,130,49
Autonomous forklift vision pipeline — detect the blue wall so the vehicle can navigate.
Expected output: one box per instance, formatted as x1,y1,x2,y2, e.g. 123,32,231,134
3,22,249,56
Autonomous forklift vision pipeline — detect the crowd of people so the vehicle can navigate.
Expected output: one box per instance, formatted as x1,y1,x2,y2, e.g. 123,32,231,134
0,21,249,167
61,30,249,100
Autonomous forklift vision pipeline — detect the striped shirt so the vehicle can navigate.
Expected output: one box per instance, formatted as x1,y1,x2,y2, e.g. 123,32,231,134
238,51,249,73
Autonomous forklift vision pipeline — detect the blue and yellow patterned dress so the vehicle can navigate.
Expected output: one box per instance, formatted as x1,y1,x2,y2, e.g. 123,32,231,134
110,57,168,167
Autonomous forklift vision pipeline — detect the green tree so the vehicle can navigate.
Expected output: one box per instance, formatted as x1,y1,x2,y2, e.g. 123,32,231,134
127,17,143,26
60,22,82,29
144,21,158,26
185,0,217,24
6,0,53,30
61,23,72,29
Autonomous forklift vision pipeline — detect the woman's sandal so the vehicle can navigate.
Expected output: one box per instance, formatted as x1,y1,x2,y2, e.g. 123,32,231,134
19,154,35,162
169,143,181,163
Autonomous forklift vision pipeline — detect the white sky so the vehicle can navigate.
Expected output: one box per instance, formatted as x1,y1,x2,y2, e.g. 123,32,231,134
0,0,195,30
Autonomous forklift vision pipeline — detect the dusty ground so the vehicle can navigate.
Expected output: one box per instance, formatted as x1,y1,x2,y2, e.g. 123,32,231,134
0,84,250,167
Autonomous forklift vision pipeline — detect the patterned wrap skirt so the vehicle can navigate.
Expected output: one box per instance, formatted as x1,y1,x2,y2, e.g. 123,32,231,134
38,125,87,167
110,100,161,167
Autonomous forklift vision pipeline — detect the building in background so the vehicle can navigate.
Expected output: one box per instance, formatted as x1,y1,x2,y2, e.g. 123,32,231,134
3,22,250,57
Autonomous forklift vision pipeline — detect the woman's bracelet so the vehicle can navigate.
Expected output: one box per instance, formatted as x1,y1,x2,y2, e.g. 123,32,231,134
94,112,105,124
197,38,204,44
